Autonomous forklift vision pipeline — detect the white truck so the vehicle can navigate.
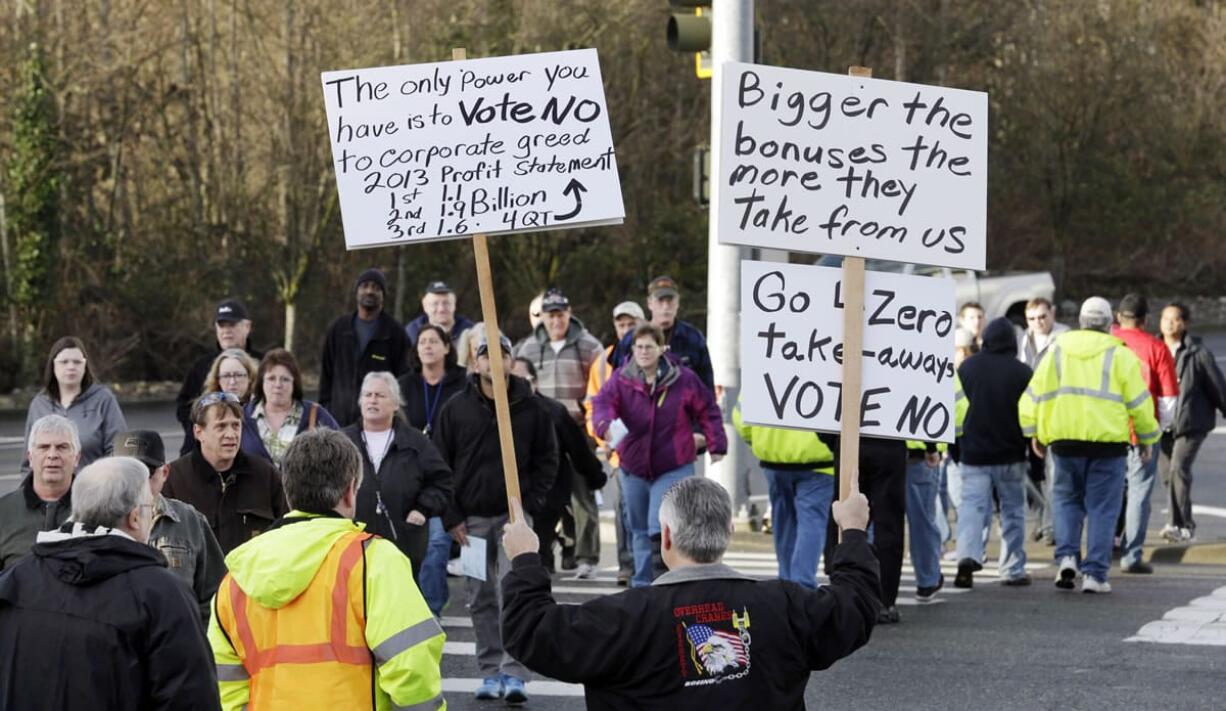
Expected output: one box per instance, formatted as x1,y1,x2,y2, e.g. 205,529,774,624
814,255,1056,324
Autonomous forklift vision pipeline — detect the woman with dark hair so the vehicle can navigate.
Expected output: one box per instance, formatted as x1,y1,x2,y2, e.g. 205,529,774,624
240,348,338,468
22,336,127,471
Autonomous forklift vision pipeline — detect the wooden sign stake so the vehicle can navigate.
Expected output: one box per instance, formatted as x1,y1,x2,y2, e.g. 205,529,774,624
838,65,873,507
453,46,523,521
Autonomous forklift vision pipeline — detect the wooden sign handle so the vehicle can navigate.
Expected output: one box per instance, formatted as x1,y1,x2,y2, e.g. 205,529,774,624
453,46,524,522
838,65,873,507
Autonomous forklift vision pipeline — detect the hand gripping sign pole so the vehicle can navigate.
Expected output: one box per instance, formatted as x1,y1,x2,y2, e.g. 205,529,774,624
453,46,523,522
838,65,873,509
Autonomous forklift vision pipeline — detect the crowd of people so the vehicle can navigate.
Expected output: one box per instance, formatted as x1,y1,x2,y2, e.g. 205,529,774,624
0,266,1223,708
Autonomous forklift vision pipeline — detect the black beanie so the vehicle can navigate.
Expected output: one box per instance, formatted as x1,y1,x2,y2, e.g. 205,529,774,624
355,268,387,293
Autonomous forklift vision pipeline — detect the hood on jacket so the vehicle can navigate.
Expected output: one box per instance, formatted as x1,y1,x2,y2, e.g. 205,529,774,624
982,317,1018,355
224,513,367,609
30,523,165,586
620,355,680,390
1060,329,1122,359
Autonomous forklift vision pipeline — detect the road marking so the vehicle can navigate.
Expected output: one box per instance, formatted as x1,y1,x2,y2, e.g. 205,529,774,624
1192,504,1226,519
1126,586,1226,646
441,678,584,696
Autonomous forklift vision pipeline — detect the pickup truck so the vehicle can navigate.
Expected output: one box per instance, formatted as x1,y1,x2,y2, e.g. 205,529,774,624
814,255,1055,324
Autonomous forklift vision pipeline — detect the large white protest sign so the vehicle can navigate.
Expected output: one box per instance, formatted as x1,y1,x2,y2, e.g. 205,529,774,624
718,62,987,270
321,49,624,250
739,260,957,442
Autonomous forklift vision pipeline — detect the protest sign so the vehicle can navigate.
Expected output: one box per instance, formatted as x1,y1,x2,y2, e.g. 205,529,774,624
718,62,987,270
321,48,624,250
739,260,957,443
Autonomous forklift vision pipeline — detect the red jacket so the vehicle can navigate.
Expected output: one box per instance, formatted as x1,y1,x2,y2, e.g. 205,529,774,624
1111,326,1178,433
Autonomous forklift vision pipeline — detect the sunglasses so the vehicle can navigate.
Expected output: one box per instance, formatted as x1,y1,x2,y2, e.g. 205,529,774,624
197,391,241,407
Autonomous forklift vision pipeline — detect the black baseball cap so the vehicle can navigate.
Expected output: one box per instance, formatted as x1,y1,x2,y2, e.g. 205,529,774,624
215,299,249,324
541,288,570,313
113,430,166,470
425,280,454,295
476,332,513,356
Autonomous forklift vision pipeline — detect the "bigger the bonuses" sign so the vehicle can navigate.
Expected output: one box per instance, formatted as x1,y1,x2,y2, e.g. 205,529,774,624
739,260,957,442
718,63,987,271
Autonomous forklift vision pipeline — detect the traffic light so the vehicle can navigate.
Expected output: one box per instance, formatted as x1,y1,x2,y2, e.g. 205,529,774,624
666,1,712,79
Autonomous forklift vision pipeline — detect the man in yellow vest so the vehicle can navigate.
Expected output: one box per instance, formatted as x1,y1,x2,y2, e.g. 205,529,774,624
208,429,445,710
1019,297,1159,595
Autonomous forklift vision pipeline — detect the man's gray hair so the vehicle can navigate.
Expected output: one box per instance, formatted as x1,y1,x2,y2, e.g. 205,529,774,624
359,371,403,409
282,429,363,514
28,414,81,454
71,457,150,529
658,477,733,564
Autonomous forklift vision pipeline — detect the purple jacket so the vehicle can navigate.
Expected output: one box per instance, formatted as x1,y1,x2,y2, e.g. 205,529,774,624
591,358,726,481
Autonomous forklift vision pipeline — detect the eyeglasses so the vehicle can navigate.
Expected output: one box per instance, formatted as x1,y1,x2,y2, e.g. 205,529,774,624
54,359,86,366
197,391,241,407
219,372,249,381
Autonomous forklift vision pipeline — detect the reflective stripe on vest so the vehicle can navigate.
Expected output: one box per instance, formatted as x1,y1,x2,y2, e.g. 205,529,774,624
1026,344,1127,404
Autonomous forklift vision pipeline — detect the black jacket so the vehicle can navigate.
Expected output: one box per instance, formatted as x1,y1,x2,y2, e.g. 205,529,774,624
398,365,469,435
344,420,454,572
957,318,1033,465
501,531,880,710
0,475,71,572
163,448,289,555
175,342,263,455
1170,334,1226,438
318,311,409,427
0,527,220,710
433,374,558,528
538,393,606,513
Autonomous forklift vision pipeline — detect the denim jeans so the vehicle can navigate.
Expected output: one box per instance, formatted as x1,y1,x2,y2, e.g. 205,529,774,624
1050,453,1126,583
905,459,943,588
1120,444,1158,567
956,462,1028,580
609,466,634,573
418,517,453,616
621,464,695,587
764,468,834,590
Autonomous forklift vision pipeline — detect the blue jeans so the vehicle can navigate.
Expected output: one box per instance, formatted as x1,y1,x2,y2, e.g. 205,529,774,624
937,458,954,544
906,459,944,588
956,462,1028,580
621,464,695,587
764,468,834,589
418,517,452,616
1050,453,1126,583
1121,445,1158,567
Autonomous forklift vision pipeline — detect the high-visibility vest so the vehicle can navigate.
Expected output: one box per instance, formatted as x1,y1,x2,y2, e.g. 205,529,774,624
215,530,375,709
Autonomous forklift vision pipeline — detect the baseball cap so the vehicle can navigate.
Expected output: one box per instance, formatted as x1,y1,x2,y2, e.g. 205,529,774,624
612,301,645,321
113,430,166,470
215,299,249,324
647,276,679,299
476,332,513,356
541,288,570,313
425,280,454,295
1079,296,1114,324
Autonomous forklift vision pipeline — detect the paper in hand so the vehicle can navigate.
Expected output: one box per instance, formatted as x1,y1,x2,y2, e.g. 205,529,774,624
461,535,488,581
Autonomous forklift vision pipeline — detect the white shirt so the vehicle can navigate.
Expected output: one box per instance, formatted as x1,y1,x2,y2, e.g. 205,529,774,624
363,428,394,472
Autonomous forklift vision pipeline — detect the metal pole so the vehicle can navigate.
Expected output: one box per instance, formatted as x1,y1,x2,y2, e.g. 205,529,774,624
706,0,753,507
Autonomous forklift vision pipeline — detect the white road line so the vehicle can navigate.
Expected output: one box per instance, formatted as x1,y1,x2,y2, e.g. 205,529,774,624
1192,504,1226,519
1126,586,1226,646
441,678,584,696
444,641,476,655
440,616,472,628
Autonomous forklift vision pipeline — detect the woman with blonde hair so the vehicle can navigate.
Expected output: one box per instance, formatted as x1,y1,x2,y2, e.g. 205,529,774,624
201,348,259,403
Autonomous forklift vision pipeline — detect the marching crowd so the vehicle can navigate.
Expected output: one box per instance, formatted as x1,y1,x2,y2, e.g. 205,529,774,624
0,267,1223,709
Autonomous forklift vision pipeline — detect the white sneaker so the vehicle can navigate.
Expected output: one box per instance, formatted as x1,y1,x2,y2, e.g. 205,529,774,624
572,563,598,580
1081,577,1112,594
1160,524,1182,543
1055,556,1078,591
1180,528,1197,544
446,558,464,577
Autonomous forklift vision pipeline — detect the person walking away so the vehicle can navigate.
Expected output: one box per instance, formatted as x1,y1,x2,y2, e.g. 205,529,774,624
241,349,339,468
1158,302,1226,543
176,299,263,455
1019,297,1160,594
209,430,444,711
0,457,220,710
954,317,1033,588
1111,294,1178,574
499,477,880,710
0,416,80,570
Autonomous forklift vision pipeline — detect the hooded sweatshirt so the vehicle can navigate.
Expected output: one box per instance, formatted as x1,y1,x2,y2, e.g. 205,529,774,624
22,383,128,473
0,522,219,710
957,317,1033,465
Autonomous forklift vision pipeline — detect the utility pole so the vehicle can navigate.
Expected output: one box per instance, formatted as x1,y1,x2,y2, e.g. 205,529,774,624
706,0,753,506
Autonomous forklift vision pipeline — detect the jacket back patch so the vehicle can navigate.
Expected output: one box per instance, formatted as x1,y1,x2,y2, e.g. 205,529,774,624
673,602,752,686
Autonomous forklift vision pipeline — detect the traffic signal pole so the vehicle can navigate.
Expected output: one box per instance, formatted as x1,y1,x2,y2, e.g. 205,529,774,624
706,0,754,505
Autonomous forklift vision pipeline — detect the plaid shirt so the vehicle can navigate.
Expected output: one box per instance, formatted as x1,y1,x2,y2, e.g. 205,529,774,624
254,400,303,468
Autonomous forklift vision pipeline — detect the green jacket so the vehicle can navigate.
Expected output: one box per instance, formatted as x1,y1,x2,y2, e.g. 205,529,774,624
0,475,71,572
733,403,834,474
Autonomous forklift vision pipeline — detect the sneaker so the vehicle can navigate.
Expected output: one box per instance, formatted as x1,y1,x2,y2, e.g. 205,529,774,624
1081,576,1112,594
1160,524,1182,543
616,569,633,587
1180,528,1197,544
474,676,504,700
876,605,900,624
572,562,598,580
446,557,464,577
1055,556,1078,590
954,558,982,589
1000,574,1032,587
942,550,959,562
502,675,528,705
1122,561,1153,574
916,574,944,603
1042,531,1055,547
